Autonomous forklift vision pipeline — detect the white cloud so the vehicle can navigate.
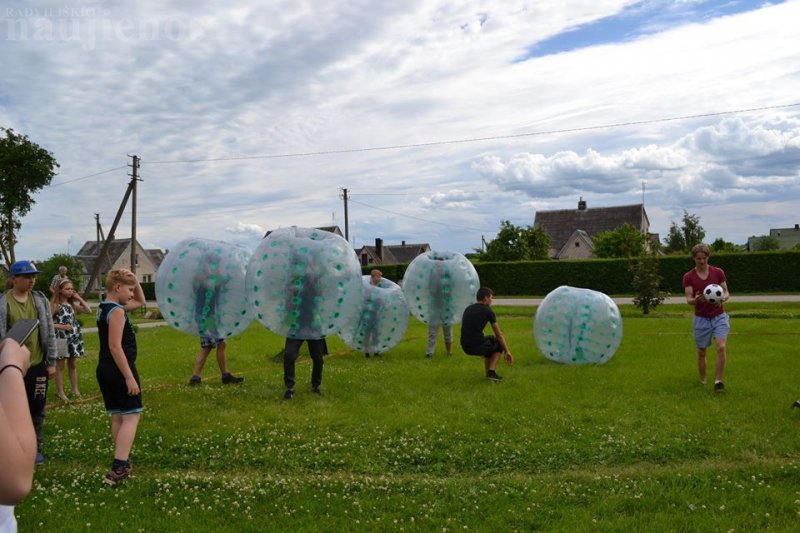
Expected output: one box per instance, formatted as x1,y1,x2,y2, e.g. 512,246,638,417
3,0,800,259
225,222,265,236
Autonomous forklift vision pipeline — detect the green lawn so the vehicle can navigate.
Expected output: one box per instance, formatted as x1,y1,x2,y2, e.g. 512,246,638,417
17,303,800,531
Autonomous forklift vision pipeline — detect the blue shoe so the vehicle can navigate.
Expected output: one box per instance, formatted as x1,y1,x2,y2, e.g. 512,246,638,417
35,452,45,466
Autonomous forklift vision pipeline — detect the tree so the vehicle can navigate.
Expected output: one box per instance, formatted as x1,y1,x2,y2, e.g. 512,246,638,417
750,235,780,251
663,210,705,254
0,128,59,265
592,223,647,258
481,220,550,261
33,253,85,293
630,251,668,315
710,238,741,253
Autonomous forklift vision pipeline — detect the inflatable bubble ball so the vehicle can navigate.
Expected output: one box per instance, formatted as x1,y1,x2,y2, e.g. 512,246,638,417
338,275,409,354
246,226,364,339
402,250,480,327
155,238,253,339
533,285,623,365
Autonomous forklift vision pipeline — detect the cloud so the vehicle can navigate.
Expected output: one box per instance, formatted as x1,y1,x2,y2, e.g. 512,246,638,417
420,190,478,208
225,221,266,236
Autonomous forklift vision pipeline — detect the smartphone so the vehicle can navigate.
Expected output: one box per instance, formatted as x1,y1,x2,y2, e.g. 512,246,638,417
4,319,39,345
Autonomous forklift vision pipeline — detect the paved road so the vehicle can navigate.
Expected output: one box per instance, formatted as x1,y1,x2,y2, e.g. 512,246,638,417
494,294,800,306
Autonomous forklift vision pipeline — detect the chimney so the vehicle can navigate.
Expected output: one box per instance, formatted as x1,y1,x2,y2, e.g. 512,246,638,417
401,240,406,246
578,197,587,211
375,238,383,262
795,224,799,230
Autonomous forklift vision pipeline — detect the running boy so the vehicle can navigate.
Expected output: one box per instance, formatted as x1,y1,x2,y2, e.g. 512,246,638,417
96,269,146,484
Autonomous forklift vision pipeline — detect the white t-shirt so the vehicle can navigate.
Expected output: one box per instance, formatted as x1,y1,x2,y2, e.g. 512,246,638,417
0,505,17,533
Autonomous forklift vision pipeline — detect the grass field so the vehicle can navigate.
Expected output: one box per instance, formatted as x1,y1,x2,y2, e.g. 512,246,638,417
16,302,800,532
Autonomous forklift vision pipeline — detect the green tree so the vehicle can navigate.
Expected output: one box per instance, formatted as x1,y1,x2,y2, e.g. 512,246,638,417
0,128,59,265
592,223,647,258
34,253,85,294
710,238,741,253
481,221,550,261
663,210,705,254
630,251,668,315
751,235,780,251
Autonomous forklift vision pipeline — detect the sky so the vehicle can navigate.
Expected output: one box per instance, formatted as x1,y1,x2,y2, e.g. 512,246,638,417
2,0,799,261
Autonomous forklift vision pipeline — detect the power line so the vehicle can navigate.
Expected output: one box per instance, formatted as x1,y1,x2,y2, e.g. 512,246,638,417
142,102,800,165
347,198,493,233
49,165,128,187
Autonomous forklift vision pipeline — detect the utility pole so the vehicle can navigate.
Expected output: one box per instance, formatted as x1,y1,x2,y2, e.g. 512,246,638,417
340,187,350,242
82,170,137,298
130,155,140,273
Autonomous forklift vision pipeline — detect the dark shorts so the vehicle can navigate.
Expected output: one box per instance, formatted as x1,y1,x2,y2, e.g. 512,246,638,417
461,336,502,358
200,336,225,349
96,360,143,414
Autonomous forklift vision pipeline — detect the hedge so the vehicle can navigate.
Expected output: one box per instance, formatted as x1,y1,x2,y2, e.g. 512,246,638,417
362,251,800,296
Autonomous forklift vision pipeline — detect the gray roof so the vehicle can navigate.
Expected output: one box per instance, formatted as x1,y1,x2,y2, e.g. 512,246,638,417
534,202,650,255
75,238,164,274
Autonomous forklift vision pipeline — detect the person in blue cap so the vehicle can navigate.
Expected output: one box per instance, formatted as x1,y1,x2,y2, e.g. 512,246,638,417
0,260,57,466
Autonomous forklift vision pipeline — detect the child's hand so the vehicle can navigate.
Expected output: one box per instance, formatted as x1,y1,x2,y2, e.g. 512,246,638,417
125,376,140,396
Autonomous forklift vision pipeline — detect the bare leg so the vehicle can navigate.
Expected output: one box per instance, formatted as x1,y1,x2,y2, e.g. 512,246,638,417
67,357,80,396
111,414,123,444
214,342,229,375
697,347,707,384
55,359,68,401
191,347,212,377
485,352,501,372
445,341,452,356
113,413,141,461
714,338,727,382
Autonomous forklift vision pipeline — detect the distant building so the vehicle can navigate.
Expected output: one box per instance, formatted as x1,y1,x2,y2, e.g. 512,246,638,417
355,238,431,265
770,224,800,249
533,198,655,259
75,238,165,290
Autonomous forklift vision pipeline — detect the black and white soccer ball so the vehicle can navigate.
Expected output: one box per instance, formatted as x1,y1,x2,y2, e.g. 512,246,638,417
703,284,724,304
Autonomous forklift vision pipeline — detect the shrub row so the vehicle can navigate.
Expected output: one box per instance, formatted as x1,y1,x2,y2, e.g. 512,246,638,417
363,251,800,296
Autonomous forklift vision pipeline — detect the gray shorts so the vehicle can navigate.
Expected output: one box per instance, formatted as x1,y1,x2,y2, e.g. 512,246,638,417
693,313,730,348
200,336,225,349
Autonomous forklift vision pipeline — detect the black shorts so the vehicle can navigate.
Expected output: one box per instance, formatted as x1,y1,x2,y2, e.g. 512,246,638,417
461,336,502,358
96,360,143,414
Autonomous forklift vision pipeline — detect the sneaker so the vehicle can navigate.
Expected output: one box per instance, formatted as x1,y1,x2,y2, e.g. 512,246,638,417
365,353,371,358
103,464,132,486
221,373,244,384
283,389,294,400
311,387,321,395
425,353,432,358
486,371,503,382
792,400,800,409
188,375,201,386
35,452,45,466
714,381,725,393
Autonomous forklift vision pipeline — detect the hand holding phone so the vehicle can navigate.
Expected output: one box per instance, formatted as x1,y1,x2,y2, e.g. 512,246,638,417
4,319,39,345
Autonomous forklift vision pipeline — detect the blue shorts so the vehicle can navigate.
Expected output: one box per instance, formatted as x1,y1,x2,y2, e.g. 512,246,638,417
200,336,225,348
693,313,730,348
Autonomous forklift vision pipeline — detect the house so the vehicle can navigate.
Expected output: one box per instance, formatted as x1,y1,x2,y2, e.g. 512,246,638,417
770,224,800,249
533,198,654,259
75,238,165,290
355,238,431,265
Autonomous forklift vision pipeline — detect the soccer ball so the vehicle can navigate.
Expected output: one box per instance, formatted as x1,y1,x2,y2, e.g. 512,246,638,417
703,284,724,304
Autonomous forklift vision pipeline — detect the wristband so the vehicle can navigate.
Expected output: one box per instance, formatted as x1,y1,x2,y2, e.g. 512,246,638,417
0,364,24,377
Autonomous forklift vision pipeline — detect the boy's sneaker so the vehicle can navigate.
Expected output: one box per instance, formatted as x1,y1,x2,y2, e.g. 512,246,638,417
311,386,321,395
714,381,725,393
103,464,132,486
486,371,503,382
792,400,800,409
283,389,294,400
35,452,45,466
221,373,244,384
188,375,201,386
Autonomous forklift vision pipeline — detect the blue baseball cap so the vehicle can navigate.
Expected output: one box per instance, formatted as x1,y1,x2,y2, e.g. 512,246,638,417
10,260,41,276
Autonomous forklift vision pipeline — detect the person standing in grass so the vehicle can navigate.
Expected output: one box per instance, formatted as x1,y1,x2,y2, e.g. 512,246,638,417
0,260,57,466
460,287,514,381
188,337,244,386
683,243,730,393
96,269,146,485
50,279,91,401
